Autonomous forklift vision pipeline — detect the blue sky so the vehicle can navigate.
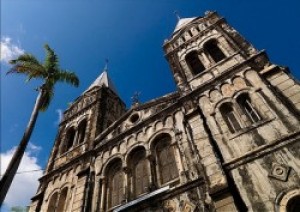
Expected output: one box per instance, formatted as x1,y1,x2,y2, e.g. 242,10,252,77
1,0,300,209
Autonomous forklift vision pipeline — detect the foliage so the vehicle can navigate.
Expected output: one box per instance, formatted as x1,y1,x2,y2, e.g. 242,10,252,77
8,44,79,111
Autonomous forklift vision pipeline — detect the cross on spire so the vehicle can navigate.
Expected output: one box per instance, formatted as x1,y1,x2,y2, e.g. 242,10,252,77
131,91,141,106
103,58,109,72
174,10,181,21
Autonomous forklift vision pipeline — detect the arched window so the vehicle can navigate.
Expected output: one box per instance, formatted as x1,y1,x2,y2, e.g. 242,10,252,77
204,40,226,63
77,120,87,144
47,192,58,212
220,103,241,133
154,135,179,185
107,161,124,208
286,195,300,212
65,127,76,152
56,187,68,212
185,51,205,75
130,149,149,197
237,94,261,123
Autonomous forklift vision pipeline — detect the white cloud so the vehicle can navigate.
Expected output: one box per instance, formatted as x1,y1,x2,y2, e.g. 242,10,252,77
0,36,25,64
0,143,43,209
55,109,63,126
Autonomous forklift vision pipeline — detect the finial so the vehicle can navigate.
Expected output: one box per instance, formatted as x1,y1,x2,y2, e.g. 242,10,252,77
103,58,109,72
174,10,181,21
131,91,141,106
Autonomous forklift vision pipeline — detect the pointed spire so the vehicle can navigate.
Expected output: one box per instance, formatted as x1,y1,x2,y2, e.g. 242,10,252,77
173,12,197,32
83,60,118,94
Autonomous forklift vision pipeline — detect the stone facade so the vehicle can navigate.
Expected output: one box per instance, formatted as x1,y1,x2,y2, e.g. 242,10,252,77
29,11,300,212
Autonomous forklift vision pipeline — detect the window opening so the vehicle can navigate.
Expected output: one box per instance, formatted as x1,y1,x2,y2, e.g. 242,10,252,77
155,136,179,184
107,162,124,208
131,149,149,197
77,120,87,144
220,103,241,133
186,51,205,75
65,128,75,152
237,94,261,123
204,40,226,63
56,188,68,212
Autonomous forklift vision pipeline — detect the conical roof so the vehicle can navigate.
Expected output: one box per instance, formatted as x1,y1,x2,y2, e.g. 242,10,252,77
84,70,118,94
174,17,197,32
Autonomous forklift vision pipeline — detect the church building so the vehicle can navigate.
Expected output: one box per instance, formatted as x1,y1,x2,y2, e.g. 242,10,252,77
29,11,300,212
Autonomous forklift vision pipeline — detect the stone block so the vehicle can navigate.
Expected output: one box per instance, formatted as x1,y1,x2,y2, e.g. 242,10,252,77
290,92,300,104
270,73,289,85
283,85,300,97
277,79,294,91
201,154,218,166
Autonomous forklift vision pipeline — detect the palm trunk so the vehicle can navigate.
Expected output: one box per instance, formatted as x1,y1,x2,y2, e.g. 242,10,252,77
0,88,45,207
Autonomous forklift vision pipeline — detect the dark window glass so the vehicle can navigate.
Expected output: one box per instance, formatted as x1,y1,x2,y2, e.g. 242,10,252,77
77,120,87,144
186,51,205,75
237,94,261,123
204,40,226,63
155,136,179,184
220,103,241,133
47,192,58,212
107,162,124,208
57,188,68,212
134,155,149,196
62,127,75,153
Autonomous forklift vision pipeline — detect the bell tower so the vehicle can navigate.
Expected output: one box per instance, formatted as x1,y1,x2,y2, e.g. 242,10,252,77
30,69,126,212
163,11,257,92
164,11,300,212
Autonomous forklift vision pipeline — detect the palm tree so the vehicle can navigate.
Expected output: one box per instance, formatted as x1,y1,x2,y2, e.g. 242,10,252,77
0,44,79,206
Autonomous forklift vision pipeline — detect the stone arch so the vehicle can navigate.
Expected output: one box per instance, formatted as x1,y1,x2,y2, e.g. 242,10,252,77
198,34,222,49
148,128,175,151
125,143,148,164
101,155,124,176
203,39,227,63
46,188,60,202
275,188,300,212
221,83,235,97
232,88,252,100
209,89,223,103
232,76,248,90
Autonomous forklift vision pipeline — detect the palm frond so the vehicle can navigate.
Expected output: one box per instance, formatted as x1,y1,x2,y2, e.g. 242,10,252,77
9,54,40,65
7,54,45,79
55,70,79,87
43,44,59,73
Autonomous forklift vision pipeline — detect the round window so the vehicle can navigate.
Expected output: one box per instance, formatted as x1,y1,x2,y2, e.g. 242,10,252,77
130,113,140,124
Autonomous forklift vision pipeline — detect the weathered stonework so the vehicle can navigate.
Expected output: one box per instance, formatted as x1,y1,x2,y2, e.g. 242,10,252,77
29,11,300,212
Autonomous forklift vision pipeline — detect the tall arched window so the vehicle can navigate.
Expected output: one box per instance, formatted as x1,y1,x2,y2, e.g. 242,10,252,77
185,51,205,75
77,120,87,144
65,127,76,152
56,187,68,212
237,94,261,123
107,161,124,209
204,40,226,63
47,192,58,212
130,148,149,198
220,103,241,133
154,134,179,185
